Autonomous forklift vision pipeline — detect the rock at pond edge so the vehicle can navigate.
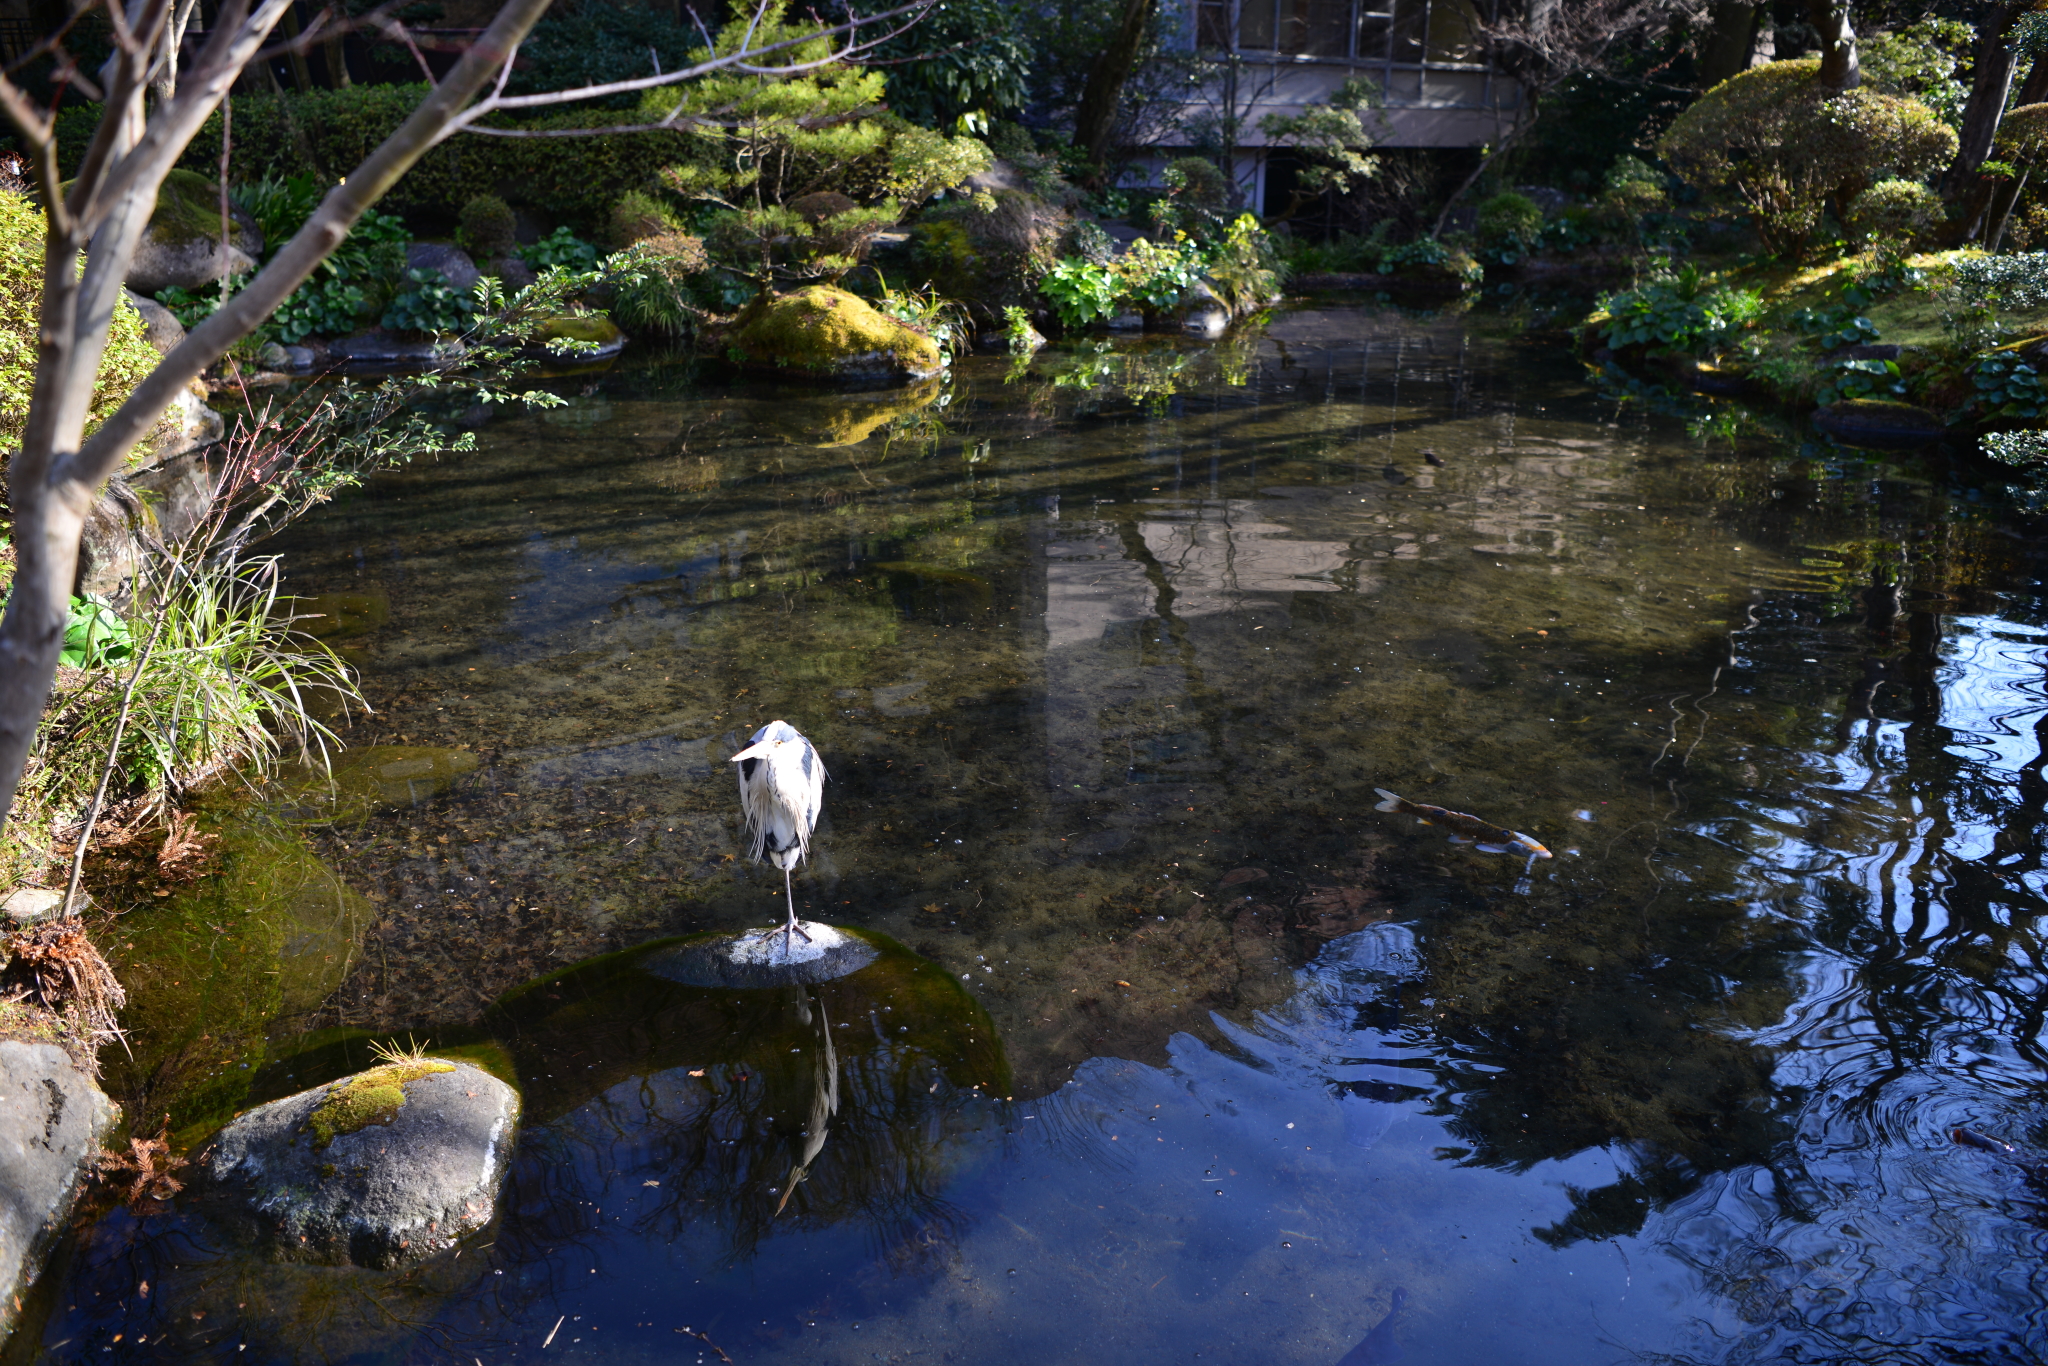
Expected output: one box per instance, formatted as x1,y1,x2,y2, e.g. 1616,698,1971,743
0,1040,121,1341
1813,399,1947,449
205,1060,518,1269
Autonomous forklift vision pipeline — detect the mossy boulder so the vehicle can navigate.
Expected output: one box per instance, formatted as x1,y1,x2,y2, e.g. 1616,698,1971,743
125,168,261,295
532,313,625,359
725,284,944,380
205,1059,519,1268
906,188,1069,318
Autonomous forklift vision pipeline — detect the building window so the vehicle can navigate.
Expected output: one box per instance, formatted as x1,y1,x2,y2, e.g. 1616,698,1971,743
1213,0,1487,66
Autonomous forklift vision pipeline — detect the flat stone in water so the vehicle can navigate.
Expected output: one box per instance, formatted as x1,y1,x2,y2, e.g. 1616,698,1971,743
643,922,881,987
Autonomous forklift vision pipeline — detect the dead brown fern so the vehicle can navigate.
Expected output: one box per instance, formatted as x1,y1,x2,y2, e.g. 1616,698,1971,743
98,1115,188,1209
1,920,128,1070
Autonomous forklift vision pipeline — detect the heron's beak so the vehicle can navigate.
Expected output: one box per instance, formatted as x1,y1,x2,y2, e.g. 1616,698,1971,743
730,741,772,763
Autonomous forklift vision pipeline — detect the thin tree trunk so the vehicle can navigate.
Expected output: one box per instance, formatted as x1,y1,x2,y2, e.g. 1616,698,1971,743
1947,2,2022,194
324,30,352,88
1987,166,2031,251
1073,0,1157,173
2016,51,2048,110
1696,0,1757,89
1806,0,1857,90
279,2,315,93
1431,108,1537,238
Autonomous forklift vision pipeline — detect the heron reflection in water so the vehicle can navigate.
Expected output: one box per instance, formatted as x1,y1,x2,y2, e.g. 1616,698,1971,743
777,987,841,1216
732,719,826,947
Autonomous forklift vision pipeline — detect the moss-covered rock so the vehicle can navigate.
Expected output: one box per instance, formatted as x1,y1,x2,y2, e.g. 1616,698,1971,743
725,284,944,380
124,169,262,295
207,1059,519,1268
906,188,1069,319
148,168,263,252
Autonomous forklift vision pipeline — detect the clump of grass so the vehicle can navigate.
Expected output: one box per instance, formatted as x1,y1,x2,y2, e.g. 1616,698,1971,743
32,555,360,825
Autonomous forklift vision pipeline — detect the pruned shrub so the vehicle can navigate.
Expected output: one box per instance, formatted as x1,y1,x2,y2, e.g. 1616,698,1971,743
1476,191,1543,261
607,189,680,248
1659,59,1958,255
1847,179,1942,265
1951,253,2048,311
458,194,517,261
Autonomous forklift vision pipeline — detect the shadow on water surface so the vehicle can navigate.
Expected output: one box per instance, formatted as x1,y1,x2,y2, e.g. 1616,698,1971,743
15,300,2048,1364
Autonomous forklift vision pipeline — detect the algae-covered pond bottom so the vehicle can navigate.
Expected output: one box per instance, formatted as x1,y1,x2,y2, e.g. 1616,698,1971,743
16,302,2048,1364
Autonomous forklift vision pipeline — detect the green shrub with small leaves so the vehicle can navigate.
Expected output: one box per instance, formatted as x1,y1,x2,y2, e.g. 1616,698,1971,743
1476,191,1544,264
1951,253,2048,311
1377,237,1483,288
1,190,159,458
1659,59,1957,256
1847,179,1941,265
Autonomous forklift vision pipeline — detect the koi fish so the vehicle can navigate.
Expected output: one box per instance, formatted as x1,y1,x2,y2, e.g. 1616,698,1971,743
1373,789,1551,860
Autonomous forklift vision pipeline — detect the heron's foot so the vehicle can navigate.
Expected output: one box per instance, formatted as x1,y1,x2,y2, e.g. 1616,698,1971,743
782,919,813,948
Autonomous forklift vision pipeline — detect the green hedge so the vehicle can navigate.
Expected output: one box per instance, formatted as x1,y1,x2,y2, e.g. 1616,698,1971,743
53,85,695,228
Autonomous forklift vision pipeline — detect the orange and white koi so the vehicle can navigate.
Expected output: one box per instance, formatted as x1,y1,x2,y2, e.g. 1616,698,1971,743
1372,789,1552,859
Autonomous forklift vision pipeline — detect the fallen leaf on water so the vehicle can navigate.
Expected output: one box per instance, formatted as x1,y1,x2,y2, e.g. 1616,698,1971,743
1114,980,1132,988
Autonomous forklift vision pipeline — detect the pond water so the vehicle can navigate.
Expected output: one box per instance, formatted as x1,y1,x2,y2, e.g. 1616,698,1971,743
16,301,2048,1364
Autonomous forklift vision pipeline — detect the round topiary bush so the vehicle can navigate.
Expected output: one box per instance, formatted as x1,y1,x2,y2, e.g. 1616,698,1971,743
1,190,160,461
1847,179,1942,264
457,194,516,262
1659,58,1957,256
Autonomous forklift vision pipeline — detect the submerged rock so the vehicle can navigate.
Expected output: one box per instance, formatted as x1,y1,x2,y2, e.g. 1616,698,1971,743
644,922,882,988
206,1060,518,1268
99,812,373,1145
725,285,944,381
331,330,465,368
1813,399,1947,449
0,1041,120,1340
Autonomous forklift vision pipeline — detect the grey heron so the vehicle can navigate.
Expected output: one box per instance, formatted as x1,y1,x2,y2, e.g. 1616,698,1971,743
731,719,826,945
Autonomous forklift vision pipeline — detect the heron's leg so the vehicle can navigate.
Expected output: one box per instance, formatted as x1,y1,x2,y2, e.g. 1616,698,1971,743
783,867,812,945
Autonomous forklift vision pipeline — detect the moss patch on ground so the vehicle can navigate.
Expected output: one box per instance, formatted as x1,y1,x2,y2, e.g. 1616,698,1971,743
728,285,944,379
306,1059,455,1148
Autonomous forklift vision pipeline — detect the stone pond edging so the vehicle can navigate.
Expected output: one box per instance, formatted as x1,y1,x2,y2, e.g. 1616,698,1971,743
0,1041,121,1343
